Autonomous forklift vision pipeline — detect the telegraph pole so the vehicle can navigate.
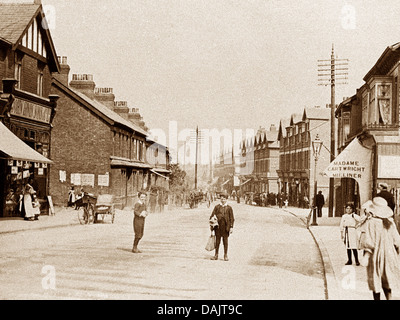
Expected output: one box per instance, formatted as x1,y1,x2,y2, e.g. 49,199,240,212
190,126,204,190
318,44,349,217
195,126,198,190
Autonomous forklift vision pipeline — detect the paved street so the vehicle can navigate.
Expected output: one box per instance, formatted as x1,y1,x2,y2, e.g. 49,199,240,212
0,200,325,300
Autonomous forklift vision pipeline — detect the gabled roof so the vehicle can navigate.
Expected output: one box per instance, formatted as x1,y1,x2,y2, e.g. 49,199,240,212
52,78,149,138
277,118,290,140
0,4,39,44
0,3,59,72
363,42,400,82
265,128,278,142
290,113,302,126
303,107,330,121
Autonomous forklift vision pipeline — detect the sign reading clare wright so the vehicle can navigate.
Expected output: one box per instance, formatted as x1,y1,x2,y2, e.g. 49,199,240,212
11,98,52,123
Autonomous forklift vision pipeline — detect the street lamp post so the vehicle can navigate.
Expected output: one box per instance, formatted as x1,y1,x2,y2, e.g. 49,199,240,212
311,134,323,226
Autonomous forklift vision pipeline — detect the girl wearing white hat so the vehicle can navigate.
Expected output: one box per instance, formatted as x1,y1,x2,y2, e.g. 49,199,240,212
359,197,400,300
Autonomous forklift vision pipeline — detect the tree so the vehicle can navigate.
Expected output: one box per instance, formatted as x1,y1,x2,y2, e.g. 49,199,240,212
168,163,187,193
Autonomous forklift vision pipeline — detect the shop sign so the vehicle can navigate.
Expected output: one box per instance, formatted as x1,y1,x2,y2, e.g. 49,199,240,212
11,98,52,124
81,174,95,187
378,155,400,178
98,174,109,187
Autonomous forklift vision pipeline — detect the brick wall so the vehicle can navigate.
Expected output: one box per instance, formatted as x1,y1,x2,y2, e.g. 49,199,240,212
49,85,114,206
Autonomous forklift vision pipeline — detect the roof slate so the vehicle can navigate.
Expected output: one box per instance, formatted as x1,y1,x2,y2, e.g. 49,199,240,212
0,4,39,44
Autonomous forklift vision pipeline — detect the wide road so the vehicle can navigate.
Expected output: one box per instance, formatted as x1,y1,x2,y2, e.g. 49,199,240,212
0,200,325,300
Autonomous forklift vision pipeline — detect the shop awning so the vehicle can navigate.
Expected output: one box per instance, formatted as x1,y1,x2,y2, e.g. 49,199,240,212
0,122,52,163
150,169,169,180
240,179,251,186
110,157,152,169
152,167,171,174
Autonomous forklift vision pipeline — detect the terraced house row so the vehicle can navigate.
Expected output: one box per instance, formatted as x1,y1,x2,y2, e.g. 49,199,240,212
0,2,170,217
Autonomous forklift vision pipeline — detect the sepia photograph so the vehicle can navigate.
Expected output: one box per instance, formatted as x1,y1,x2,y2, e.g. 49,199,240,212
1,0,400,310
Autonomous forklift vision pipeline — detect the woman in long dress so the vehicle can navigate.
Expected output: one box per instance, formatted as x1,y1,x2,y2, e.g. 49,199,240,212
359,197,400,300
23,183,37,221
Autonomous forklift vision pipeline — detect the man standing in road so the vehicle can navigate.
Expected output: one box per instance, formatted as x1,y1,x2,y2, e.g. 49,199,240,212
315,191,325,218
210,193,234,261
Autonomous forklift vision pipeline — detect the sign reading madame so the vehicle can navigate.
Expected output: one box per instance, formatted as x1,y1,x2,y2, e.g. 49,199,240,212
11,98,52,123
325,160,366,179
324,137,373,206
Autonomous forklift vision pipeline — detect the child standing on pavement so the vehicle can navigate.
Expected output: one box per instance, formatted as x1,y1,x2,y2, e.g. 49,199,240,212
132,192,148,253
340,202,361,266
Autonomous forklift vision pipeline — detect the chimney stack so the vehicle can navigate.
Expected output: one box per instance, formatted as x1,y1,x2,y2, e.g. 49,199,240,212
34,0,42,4
94,87,115,110
128,108,147,131
69,74,96,99
114,101,129,119
54,56,70,86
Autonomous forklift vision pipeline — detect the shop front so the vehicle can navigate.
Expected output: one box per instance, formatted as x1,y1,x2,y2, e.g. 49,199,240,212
0,122,52,217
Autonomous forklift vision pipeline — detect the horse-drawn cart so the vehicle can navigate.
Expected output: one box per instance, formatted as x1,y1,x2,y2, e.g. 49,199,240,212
75,193,115,224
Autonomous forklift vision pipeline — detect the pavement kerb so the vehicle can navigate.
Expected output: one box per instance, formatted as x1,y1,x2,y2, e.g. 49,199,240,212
0,221,79,235
283,208,340,300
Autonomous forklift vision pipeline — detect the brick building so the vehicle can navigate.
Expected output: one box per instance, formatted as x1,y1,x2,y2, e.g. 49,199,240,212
0,2,59,217
50,58,170,208
239,125,279,195
277,106,331,207
336,42,400,215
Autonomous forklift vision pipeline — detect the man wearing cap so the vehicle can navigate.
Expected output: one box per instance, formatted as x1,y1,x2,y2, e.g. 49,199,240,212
209,193,234,261
377,183,395,212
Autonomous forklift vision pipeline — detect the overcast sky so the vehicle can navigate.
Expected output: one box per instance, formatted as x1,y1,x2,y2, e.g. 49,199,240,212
31,0,400,158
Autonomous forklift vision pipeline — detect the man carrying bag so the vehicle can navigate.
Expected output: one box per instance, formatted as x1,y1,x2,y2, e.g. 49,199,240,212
209,193,235,261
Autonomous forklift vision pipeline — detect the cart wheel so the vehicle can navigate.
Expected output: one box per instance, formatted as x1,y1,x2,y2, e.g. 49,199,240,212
87,204,94,224
77,205,89,225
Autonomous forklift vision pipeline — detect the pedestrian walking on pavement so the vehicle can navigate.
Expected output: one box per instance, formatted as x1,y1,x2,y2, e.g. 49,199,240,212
377,182,395,212
209,193,234,261
315,191,325,217
132,192,148,253
340,203,361,265
359,197,400,300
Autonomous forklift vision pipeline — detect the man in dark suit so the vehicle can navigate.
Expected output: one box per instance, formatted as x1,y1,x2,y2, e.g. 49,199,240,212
210,193,234,261
315,191,325,218
377,183,395,212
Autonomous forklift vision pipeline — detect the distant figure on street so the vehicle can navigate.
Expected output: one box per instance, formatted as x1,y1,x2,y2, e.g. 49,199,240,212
209,193,234,261
377,182,395,212
359,197,400,300
340,203,361,266
132,192,148,253
315,191,325,217
68,186,76,207
277,193,283,208
22,182,37,221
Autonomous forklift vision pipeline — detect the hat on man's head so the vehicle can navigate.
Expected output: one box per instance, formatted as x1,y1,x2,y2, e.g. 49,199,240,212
379,182,389,190
362,197,393,218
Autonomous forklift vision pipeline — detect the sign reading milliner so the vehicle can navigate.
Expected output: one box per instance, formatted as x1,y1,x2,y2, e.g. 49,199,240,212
324,137,373,205
325,160,366,179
